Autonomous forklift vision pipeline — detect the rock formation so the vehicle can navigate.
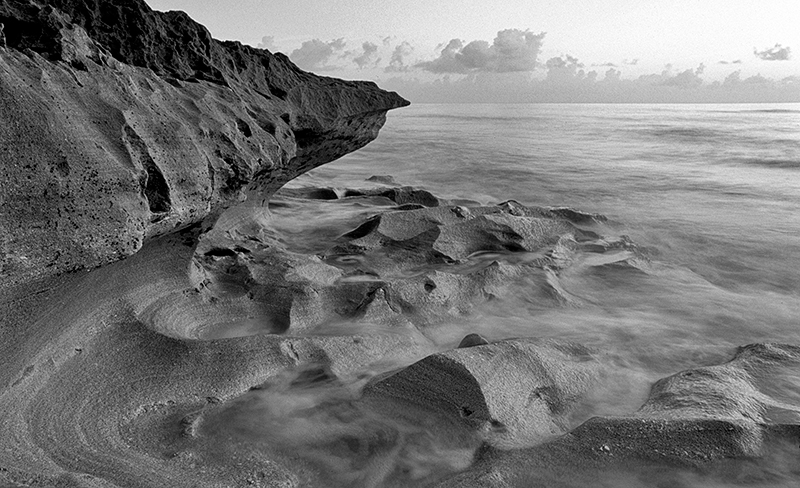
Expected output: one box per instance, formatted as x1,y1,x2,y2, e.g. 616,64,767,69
2,1,800,487
0,0,407,288
189,187,633,338
441,343,800,487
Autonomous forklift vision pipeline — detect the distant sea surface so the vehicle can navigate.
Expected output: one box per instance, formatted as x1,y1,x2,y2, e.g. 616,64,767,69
280,103,800,415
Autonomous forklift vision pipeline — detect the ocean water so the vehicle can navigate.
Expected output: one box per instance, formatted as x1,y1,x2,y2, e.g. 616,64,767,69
277,103,800,405
256,103,800,484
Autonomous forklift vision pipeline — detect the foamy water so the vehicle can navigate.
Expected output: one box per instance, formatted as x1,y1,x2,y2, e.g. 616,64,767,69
235,103,800,485
274,102,800,405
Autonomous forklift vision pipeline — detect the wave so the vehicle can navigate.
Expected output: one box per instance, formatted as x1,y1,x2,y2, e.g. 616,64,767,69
739,109,800,114
712,109,800,114
643,126,725,141
731,158,800,169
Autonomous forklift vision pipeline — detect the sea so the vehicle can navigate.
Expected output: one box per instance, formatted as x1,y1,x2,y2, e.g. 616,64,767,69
262,103,800,484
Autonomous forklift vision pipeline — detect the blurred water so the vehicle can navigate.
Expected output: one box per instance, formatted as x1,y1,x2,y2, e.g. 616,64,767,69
215,103,800,485
276,103,800,407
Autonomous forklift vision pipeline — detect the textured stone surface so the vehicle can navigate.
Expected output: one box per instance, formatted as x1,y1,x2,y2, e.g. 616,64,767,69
438,343,800,487
364,338,601,449
0,0,413,485
0,228,432,488
0,0,407,288
189,189,632,336
3,1,800,487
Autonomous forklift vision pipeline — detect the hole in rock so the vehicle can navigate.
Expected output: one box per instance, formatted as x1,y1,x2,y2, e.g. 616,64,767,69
143,173,169,211
306,188,339,200
259,120,277,136
204,248,238,258
235,118,252,138
125,125,171,214
269,84,288,100
292,128,322,149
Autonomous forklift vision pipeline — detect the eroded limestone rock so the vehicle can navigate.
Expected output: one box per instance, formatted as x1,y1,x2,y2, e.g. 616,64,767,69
188,189,636,337
364,338,601,449
439,343,800,487
0,0,407,288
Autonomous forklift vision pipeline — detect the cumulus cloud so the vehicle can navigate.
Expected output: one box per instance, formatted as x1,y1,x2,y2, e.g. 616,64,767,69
718,59,742,65
289,38,347,70
545,55,590,83
631,64,706,88
721,71,782,87
720,70,765,85
353,41,380,68
661,63,705,87
383,63,800,103
417,29,545,73
385,41,414,72
754,44,791,61
603,68,622,82
257,36,276,51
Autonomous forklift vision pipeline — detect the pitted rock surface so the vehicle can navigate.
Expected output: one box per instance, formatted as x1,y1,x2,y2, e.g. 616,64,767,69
438,343,800,487
363,338,600,449
188,191,635,336
0,0,407,288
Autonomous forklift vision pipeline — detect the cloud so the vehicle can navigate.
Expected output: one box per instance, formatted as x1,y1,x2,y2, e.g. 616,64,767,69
385,41,414,72
383,48,800,104
544,55,592,84
289,38,347,70
603,68,622,82
661,63,705,87
754,44,791,61
353,42,380,68
631,63,706,88
593,62,618,67
718,59,742,65
417,29,546,73
383,67,800,103
257,36,276,51
623,58,639,66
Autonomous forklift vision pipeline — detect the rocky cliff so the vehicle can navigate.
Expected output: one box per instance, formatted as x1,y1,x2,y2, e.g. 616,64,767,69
0,0,407,288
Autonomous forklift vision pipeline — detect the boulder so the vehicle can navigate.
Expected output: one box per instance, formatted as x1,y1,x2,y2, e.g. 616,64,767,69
439,343,800,487
364,338,601,449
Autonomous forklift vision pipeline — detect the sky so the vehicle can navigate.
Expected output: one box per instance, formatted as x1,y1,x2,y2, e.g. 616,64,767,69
145,0,800,103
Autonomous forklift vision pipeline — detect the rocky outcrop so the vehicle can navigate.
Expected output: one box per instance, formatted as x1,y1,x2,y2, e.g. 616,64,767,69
363,338,600,449
0,0,407,288
440,342,800,487
187,187,632,338
3,1,800,487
